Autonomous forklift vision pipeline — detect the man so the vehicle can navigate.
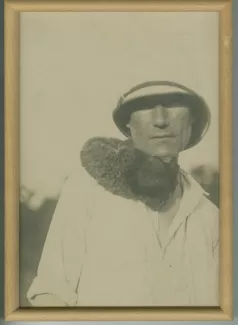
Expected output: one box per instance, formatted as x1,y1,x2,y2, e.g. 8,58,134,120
27,81,219,307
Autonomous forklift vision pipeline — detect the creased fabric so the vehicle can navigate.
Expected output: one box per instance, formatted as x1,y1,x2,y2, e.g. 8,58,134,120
27,137,219,307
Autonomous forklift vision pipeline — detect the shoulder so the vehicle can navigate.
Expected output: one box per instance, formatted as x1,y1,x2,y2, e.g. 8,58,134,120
196,195,219,247
60,164,99,201
52,164,101,225
197,194,219,224
191,185,219,243
181,169,219,231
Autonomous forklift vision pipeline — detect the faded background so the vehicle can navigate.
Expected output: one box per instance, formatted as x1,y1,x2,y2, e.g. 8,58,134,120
19,12,220,306
1,2,238,324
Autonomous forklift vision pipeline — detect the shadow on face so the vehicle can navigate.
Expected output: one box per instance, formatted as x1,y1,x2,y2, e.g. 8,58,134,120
127,103,193,158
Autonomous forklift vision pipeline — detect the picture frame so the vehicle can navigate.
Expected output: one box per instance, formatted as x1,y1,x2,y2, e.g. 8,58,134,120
4,0,233,321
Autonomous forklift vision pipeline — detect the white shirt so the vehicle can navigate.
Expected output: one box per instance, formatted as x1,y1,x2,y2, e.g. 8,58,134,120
27,165,219,307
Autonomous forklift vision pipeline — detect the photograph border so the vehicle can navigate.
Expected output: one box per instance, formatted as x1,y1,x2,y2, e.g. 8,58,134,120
4,0,233,321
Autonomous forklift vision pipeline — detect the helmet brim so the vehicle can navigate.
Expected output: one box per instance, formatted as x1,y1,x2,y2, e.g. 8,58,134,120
112,92,211,150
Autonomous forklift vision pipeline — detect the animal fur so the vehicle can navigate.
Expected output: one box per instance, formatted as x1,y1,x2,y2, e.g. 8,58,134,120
80,137,179,211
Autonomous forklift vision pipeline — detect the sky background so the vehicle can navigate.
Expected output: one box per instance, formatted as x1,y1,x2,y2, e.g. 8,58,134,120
20,12,219,208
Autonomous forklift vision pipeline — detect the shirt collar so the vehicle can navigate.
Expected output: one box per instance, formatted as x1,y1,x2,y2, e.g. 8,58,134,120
162,169,208,252
177,168,208,219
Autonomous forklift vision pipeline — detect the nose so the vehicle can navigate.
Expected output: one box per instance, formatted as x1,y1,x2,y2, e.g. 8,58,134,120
152,105,169,129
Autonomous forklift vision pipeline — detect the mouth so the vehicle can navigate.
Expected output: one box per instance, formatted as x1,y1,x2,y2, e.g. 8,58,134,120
149,134,175,140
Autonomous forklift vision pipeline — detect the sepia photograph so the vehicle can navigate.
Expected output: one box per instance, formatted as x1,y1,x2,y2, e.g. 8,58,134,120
19,11,220,308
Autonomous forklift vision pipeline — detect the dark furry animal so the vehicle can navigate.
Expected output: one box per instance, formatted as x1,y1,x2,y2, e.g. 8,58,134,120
80,137,179,211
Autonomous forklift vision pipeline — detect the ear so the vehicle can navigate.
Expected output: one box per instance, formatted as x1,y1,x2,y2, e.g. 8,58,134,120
183,124,193,150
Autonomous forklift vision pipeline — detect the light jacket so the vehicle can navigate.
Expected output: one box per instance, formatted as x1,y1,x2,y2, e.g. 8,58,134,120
27,137,219,306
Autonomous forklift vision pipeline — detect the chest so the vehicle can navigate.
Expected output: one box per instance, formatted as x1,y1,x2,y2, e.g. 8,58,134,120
83,191,212,267
76,191,216,306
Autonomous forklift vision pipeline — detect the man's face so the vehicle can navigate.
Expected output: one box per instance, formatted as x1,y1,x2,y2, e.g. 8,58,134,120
127,103,193,158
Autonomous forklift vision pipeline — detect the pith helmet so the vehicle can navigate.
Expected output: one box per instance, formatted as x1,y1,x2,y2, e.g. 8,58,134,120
113,80,211,150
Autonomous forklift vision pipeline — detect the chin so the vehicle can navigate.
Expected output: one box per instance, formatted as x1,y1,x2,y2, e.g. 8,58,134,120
148,148,178,158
